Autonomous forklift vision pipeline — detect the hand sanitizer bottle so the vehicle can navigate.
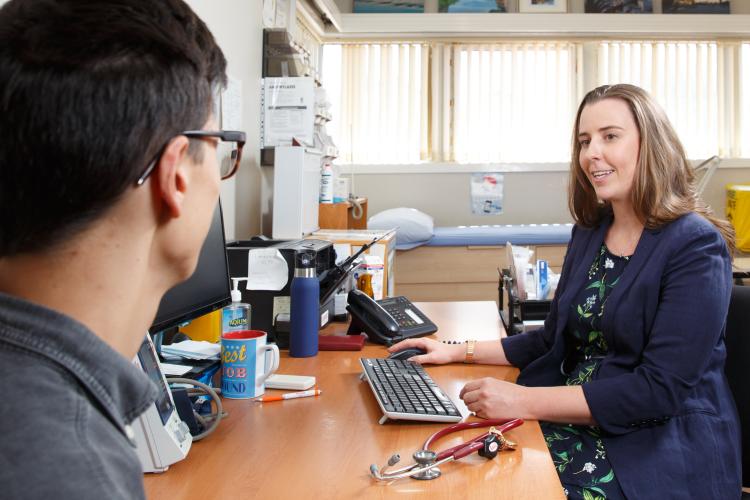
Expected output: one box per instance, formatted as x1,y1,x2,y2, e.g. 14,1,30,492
320,163,334,204
222,278,251,335
290,250,319,357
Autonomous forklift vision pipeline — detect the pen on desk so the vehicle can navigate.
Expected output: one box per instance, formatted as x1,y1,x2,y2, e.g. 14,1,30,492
256,389,322,403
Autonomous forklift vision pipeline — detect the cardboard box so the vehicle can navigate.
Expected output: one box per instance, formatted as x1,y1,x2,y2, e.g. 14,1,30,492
308,229,397,298
318,198,368,230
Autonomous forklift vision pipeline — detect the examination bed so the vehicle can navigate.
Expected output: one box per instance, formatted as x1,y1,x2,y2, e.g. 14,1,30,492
393,224,572,302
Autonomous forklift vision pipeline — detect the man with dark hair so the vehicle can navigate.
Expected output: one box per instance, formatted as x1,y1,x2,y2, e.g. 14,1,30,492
0,1,238,498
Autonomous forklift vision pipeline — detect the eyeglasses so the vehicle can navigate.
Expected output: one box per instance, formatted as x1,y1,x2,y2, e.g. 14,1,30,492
135,130,246,186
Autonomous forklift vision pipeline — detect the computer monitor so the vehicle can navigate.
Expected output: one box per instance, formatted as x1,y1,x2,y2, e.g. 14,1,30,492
149,201,232,334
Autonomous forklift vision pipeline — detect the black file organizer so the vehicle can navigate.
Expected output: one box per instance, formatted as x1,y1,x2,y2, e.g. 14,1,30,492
498,268,551,336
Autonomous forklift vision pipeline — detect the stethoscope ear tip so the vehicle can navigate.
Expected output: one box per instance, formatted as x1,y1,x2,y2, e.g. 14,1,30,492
369,464,381,479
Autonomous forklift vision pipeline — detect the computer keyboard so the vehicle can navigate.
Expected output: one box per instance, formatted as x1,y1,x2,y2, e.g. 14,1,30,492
360,357,462,424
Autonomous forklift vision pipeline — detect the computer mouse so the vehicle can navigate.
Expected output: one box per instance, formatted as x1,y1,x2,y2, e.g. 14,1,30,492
387,347,427,361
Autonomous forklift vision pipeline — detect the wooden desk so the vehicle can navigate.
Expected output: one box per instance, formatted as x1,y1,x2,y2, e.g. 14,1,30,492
144,302,563,500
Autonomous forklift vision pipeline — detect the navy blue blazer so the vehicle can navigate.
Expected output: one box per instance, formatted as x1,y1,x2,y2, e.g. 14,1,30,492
502,212,741,499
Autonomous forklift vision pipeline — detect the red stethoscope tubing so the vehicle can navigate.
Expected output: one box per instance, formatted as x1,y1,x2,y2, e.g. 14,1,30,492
423,418,524,462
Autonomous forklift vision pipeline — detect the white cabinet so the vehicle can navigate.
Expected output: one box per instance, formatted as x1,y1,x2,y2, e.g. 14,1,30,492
272,146,321,239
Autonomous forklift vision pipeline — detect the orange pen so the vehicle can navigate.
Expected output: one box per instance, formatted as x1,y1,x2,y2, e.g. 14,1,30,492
256,389,322,403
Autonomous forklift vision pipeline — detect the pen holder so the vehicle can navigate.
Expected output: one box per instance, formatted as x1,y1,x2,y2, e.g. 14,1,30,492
498,269,551,336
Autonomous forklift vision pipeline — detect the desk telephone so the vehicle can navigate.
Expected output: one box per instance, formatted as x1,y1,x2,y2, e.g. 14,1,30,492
346,290,438,346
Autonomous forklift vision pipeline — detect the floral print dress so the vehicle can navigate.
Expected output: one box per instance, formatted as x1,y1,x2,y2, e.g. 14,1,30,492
540,245,629,500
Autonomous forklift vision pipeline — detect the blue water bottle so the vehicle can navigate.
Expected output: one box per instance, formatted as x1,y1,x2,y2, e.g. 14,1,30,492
290,250,319,357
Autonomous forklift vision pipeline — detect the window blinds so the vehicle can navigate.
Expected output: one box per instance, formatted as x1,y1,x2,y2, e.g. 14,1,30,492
323,40,750,165
333,43,428,164
451,42,577,163
597,41,727,160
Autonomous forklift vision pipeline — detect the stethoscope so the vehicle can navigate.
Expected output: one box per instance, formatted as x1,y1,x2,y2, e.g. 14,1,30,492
370,418,523,481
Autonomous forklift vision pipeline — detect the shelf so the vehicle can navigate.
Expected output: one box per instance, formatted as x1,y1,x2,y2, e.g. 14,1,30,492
328,13,750,40
263,28,313,78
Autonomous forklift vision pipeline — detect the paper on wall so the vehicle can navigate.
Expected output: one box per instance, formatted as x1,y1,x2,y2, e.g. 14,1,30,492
263,0,276,27
246,249,289,291
263,77,314,147
471,173,504,215
275,0,290,30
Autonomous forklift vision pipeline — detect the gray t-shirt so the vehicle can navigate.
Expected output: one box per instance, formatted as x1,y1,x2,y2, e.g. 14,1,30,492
0,292,158,499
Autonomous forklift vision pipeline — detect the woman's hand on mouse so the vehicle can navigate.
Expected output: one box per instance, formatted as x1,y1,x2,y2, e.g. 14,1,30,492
388,338,463,365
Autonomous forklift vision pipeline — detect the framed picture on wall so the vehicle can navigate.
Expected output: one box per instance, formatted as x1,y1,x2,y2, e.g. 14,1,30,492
439,0,508,13
353,0,425,13
585,0,653,13
662,0,729,14
519,0,567,13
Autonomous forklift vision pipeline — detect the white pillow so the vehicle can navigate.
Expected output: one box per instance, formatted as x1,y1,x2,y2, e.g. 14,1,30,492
368,208,434,249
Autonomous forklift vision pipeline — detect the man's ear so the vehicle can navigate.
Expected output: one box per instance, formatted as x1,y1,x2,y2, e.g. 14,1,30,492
154,136,191,218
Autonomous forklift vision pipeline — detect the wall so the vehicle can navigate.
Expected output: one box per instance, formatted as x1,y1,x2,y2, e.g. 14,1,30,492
346,165,749,226
187,0,264,240
348,169,571,224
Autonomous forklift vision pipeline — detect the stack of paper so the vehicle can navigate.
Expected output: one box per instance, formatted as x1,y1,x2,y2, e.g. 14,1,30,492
158,362,194,376
161,340,220,361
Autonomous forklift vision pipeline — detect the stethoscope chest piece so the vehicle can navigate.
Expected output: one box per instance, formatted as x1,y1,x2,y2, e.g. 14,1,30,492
411,450,441,480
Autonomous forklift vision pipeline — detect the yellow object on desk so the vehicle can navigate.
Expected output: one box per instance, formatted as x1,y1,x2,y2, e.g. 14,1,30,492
727,184,750,252
179,309,222,343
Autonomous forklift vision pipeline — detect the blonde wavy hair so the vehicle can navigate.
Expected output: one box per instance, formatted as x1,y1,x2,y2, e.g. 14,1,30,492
568,83,735,253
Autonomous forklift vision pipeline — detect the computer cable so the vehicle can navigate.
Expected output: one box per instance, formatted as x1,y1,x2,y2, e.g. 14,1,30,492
168,377,225,441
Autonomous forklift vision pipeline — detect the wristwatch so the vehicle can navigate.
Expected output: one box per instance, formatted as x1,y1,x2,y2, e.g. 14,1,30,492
464,339,476,364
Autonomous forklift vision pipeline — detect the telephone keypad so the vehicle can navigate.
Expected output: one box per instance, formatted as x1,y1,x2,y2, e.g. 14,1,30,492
376,296,436,339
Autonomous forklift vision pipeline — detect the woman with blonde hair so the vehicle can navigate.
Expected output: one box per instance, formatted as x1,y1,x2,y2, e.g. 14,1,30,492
391,84,741,499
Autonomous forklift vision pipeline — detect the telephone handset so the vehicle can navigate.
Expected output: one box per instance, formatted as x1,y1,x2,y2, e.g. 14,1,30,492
346,289,438,346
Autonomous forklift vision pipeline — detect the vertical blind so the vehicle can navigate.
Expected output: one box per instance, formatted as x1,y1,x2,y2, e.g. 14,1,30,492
597,41,725,160
452,42,577,163
742,43,750,158
331,43,428,164
323,40,750,165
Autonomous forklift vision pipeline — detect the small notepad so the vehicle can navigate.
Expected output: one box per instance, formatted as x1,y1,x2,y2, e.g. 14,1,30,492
265,374,316,391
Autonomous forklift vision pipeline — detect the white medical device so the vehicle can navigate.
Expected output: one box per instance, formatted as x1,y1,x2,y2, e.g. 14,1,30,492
132,334,192,473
